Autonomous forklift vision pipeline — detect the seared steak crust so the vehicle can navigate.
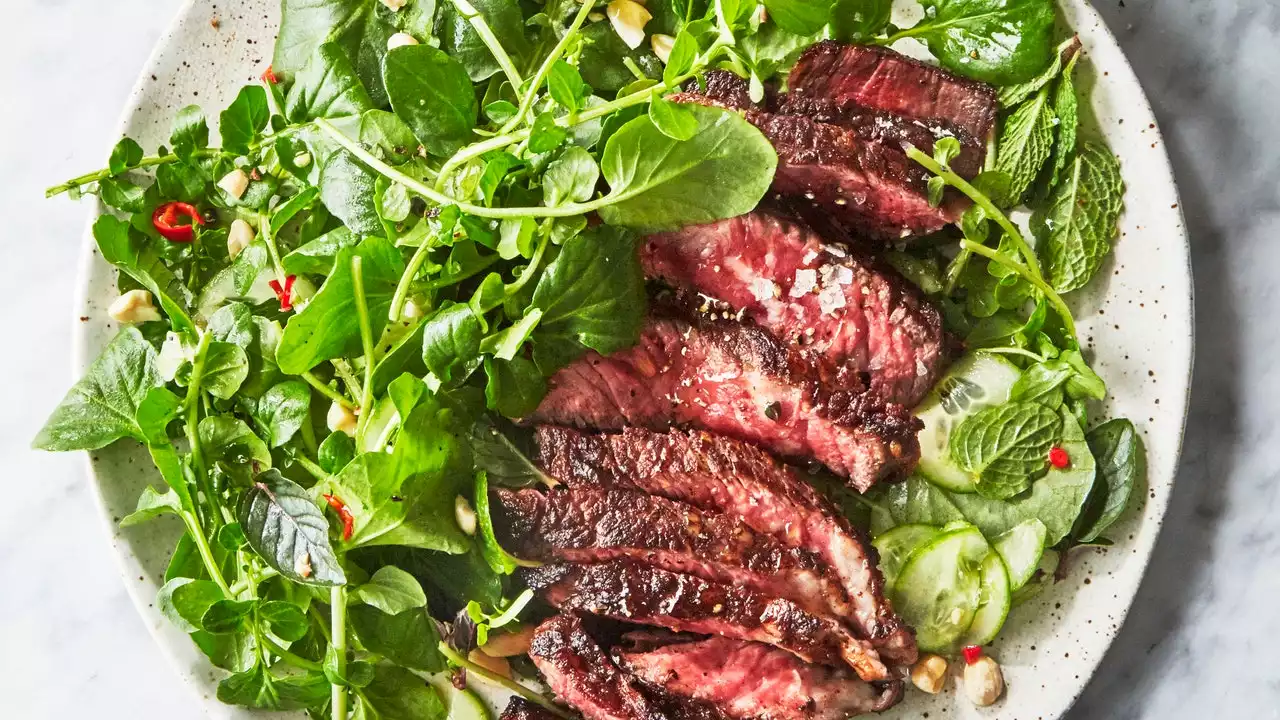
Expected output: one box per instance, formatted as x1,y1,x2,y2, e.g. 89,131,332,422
643,210,949,406
615,636,902,720
535,425,917,665
672,78,963,240
529,614,726,720
524,561,889,681
494,486,854,622
531,303,921,490
499,697,570,720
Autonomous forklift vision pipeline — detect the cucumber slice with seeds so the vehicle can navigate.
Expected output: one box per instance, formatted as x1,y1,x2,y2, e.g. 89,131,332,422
872,524,940,592
957,552,1012,648
915,354,1022,493
891,525,990,652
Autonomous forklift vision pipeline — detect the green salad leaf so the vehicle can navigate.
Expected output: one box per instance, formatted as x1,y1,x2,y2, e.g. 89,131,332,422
902,0,1056,85
1074,419,1146,542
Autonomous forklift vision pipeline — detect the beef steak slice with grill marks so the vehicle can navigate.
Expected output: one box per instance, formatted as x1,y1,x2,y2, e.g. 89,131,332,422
493,485,854,623
523,560,890,682
614,635,902,720
530,302,921,491
643,210,949,407
535,425,917,666
499,697,568,720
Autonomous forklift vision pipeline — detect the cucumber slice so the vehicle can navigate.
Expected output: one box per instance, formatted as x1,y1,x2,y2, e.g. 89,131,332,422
993,519,1049,590
957,552,1012,648
872,524,940,592
429,678,493,720
915,353,1022,493
891,525,991,652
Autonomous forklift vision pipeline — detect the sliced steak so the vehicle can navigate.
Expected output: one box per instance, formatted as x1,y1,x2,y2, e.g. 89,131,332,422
643,210,949,406
529,614,725,720
523,560,889,682
494,486,854,622
672,71,965,240
615,636,902,720
499,697,570,720
536,425,917,665
531,305,921,490
786,41,997,166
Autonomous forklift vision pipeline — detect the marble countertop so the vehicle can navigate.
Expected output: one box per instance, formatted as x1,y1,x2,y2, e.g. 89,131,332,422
2,0,1276,716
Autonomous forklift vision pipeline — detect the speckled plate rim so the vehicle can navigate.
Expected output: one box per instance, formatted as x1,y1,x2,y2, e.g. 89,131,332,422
69,1,1195,718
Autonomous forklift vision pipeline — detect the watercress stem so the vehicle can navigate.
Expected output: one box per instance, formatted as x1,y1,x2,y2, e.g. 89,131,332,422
302,371,357,410
264,636,323,671
500,0,596,135
350,256,376,437
257,213,287,283
961,239,1077,339
423,254,500,289
330,586,349,720
437,643,571,718
448,0,525,91
389,240,435,322
181,510,233,597
503,224,551,296
978,346,1048,362
905,147,1043,281
184,332,219,528
294,452,329,482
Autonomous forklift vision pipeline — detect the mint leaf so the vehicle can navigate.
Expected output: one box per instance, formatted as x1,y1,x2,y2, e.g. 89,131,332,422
950,401,1063,499
1048,54,1081,189
1036,142,1125,293
993,86,1055,207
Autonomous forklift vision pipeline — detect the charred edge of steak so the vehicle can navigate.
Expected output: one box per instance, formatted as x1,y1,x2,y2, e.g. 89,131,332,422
523,560,890,682
532,425,918,666
613,636,904,720
493,485,855,623
500,697,573,720
529,613,727,720
788,41,998,144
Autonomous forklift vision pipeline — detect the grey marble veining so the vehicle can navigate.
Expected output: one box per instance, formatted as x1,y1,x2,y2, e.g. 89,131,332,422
1,0,1277,717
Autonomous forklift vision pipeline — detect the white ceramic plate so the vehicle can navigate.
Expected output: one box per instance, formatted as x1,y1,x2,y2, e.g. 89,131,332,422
73,1,1193,718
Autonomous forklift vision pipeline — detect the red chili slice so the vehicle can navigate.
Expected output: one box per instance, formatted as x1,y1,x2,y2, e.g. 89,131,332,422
962,645,983,665
261,65,279,85
323,493,355,541
269,275,297,312
1048,446,1070,469
151,202,205,242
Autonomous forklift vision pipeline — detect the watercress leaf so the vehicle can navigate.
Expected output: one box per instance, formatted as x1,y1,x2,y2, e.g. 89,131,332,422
349,605,446,672
738,21,824,77
278,236,404,373
1036,142,1125,293
484,356,546,418
239,468,347,586
201,598,257,634
109,137,144,175
33,327,160,451
497,216,537,260
951,401,1063,499
157,577,226,634
1010,360,1073,406
762,0,834,34
220,85,271,154
273,0,370,77
99,177,147,212
208,302,283,397
319,149,384,236
120,485,184,527
354,565,428,615
528,111,568,154
170,105,209,160
907,0,1056,85
543,145,600,206
258,600,310,642
484,100,518,124
284,227,361,276
319,430,357,474
1074,418,1145,542
529,225,646,374
285,42,375,123
474,471,523,574
94,215,196,335
358,663,448,719
201,341,249,400
596,105,777,231
218,662,329,711
379,181,412,223
1048,54,1081,189
384,44,479,157
578,22,663,92
548,60,586,112
662,30,698,84
830,0,892,40
471,417,555,488
480,153,520,207
993,86,1055,206
250,380,313,448
439,0,530,82
197,242,273,321
360,109,421,164
648,94,699,141
421,302,484,386
199,416,273,472
480,310,542,360
155,161,208,201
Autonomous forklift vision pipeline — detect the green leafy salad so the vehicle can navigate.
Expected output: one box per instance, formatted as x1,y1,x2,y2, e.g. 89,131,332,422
36,0,1145,714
